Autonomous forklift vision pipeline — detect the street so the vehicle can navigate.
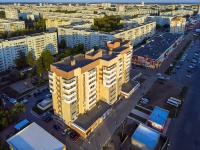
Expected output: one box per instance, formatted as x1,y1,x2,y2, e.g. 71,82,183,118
167,38,200,150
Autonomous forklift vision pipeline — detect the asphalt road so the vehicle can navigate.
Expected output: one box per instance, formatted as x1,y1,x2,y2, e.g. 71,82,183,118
167,38,200,150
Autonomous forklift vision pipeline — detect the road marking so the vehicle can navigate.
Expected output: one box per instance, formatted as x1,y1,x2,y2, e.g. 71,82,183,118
30,110,40,118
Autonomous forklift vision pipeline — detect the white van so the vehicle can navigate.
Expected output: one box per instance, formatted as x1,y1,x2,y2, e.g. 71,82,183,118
170,97,182,105
167,99,179,107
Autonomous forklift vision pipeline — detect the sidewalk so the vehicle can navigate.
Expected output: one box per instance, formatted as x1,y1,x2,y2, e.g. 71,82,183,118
131,109,149,119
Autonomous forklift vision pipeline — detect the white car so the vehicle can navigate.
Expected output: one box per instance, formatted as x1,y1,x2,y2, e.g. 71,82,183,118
157,73,162,76
10,98,17,104
62,128,70,135
186,75,192,78
189,65,194,69
140,100,148,104
141,98,149,102
166,76,170,80
21,99,28,103
43,111,50,117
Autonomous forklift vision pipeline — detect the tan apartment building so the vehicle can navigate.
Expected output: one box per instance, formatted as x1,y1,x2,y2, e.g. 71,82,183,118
5,8,19,20
46,18,70,31
49,38,139,138
170,16,186,34
0,19,25,32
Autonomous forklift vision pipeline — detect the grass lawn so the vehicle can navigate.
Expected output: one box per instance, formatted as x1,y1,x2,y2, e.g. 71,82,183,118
128,113,147,123
134,105,151,115
32,105,53,115
136,77,146,83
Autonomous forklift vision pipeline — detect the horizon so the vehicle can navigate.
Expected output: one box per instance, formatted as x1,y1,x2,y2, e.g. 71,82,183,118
1,0,199,4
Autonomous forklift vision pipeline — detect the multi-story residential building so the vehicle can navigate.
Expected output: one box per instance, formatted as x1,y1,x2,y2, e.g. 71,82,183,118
5,8,19,20
0,32,57,72
0,19,25,32
145,16,174,26
58,21,156,50
49,38,139,138
170,16,186,34
46,18,71,31
101,3,111,9
160,10,193,16
198,5,200,15
116,5,125,12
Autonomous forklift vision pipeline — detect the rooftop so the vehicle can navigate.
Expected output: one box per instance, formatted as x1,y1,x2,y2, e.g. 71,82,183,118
133,33,181,60
0,32,56,42
59,21,155,35
131,124,160,149
148,106,169,126
52,38,130,72
121,81,139,94
7,122,65,150
72,100,111,130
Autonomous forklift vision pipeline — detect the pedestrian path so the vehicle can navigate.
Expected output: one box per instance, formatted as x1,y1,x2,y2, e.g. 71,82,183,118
131,109,149,119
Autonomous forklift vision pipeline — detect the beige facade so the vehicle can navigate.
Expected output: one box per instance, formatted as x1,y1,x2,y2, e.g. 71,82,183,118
0,19,25,32
170,16,186,34
46,18,70,31
5,8,19,20
49,39,133,137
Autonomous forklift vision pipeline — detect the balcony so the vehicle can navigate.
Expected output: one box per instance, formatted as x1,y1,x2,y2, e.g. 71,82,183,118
63,85,76,93
63,96,77,104
62,80,76,88
103,67,116,74
63,92,77,99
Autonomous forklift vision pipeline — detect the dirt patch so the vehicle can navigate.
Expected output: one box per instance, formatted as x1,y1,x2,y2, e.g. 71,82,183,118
139,79,184,118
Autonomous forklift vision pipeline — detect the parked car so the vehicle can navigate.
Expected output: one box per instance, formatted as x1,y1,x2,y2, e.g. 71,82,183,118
62,128,71,135
69,132,80,142
189,65,195,69
53,124,60,131
43,114,51,121
45,94,52,99
20,99,28,104
45,116,53,122
43,111,50,117
175,66,180,69
158,81,164,85
157,73,162,76
186,75,192,78
10,98,17,104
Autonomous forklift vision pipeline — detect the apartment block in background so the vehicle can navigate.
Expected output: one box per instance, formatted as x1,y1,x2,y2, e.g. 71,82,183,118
5,8,19,20
46,18,71,32
170,16,186,34
49,38,138,138
58,21,156,50
0,32,58,72
0,19,25,32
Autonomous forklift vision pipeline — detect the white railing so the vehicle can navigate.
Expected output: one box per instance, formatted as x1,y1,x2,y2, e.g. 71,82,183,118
63,92,77,99
64,96,77,104
62,80,76,88
63,86,76,93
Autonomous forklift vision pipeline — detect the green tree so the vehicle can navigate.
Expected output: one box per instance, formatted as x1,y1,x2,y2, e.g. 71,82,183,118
0,11,5,18
26,51,35,66
41,50,54,71
58,39,66,49
14,51,28,69
36,57,44,77
12,103,26,115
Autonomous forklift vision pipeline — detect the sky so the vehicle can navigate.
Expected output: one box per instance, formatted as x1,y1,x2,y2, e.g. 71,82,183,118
2,0,199,3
